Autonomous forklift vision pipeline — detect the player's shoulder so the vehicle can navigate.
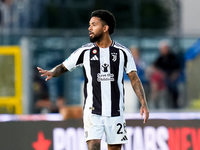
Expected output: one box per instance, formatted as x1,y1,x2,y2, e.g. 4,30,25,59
112,41,131,53
81,43,96,48
72,43,95,54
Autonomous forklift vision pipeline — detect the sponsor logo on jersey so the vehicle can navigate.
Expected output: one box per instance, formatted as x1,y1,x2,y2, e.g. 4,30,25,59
121,135,128,141
90,55,98,60
101,63,109,72
96,63,115,82
97,73,114,82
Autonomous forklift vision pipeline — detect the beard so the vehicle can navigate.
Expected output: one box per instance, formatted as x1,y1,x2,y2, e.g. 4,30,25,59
89,32,103,43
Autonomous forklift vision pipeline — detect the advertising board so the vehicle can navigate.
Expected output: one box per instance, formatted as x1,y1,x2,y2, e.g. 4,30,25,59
0,113,199,150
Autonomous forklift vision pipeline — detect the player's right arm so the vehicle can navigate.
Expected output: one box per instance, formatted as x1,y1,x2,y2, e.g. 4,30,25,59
37,64,68,81
37,44,91,81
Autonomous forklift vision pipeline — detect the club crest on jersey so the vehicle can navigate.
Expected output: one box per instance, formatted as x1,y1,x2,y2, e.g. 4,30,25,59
102,63,109,72
92,49,97,54
111,53,117,62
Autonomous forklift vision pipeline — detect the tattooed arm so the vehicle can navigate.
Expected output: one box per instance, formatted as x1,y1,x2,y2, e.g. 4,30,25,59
37,64,68,81
128,71,149,123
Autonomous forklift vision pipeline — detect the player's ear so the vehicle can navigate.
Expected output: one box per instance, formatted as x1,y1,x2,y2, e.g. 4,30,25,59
103,25,109,33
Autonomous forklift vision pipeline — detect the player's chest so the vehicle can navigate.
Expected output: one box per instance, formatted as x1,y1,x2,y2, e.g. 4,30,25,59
88,48,120,71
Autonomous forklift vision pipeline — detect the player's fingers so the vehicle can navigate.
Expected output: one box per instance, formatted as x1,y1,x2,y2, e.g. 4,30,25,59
140,107,143,118
40,69,46,73
143,116,147,123
45,76,52,81
37,67,43,71
143,111,149,124
37,67,49,76
41,74,46,77
40,70,50,77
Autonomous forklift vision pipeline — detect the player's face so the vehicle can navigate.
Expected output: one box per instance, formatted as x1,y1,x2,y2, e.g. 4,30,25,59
88,17,105,42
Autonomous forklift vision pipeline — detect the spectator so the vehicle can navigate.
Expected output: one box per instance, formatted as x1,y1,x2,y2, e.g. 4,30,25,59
147,64,167,109
130,46,149,93
0,0,13,28
32,67,50,113
154,40,181,108
130,46,147,84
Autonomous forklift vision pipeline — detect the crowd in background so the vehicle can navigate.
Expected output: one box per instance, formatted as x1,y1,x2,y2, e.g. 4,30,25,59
130,40,184,110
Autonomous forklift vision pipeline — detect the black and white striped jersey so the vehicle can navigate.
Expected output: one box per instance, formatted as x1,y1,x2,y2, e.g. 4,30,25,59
63,41,137,117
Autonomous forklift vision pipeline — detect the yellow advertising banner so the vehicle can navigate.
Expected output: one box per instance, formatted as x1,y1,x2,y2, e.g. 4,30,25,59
0,46,22,114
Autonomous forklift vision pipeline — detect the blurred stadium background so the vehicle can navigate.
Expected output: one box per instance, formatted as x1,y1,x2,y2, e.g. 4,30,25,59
0,0,200,150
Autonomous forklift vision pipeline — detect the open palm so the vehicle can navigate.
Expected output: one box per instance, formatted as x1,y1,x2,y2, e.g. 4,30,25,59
37,67,53,81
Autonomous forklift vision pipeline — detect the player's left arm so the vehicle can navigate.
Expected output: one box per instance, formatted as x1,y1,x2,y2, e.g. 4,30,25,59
128,71,149,123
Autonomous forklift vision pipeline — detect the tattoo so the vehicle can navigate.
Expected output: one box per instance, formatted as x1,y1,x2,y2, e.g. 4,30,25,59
128,71,147,107
51,64,68,77
87,142,100,150
92,143,100,150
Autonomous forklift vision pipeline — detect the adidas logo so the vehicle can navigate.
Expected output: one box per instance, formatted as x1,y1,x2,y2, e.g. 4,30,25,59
121,135,128,141
90,55,98,60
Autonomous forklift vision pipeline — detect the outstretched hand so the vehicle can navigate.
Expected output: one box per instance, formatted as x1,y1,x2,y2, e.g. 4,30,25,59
37,67,53,81
140,105,149,123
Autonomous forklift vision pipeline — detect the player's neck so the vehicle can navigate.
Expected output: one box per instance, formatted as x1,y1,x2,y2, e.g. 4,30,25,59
95,35,112,48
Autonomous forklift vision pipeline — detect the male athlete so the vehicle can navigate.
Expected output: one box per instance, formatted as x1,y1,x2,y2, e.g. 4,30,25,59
37,10,149,150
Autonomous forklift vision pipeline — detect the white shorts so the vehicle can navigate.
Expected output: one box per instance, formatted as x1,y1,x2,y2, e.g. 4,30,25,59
83,113,128,144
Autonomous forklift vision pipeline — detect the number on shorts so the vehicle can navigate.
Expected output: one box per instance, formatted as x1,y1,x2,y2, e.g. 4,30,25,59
117,123,127,134
117,123,123,134
123,123,127,133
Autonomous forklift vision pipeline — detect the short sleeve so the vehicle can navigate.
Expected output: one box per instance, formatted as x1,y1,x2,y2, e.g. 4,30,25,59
62,48,85,71
124,50,137,74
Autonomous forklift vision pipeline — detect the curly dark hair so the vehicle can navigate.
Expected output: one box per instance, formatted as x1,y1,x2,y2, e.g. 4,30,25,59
91,9,116,35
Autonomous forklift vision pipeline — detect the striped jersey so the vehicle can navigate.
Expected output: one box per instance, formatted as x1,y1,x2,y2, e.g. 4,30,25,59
63,41,137,117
